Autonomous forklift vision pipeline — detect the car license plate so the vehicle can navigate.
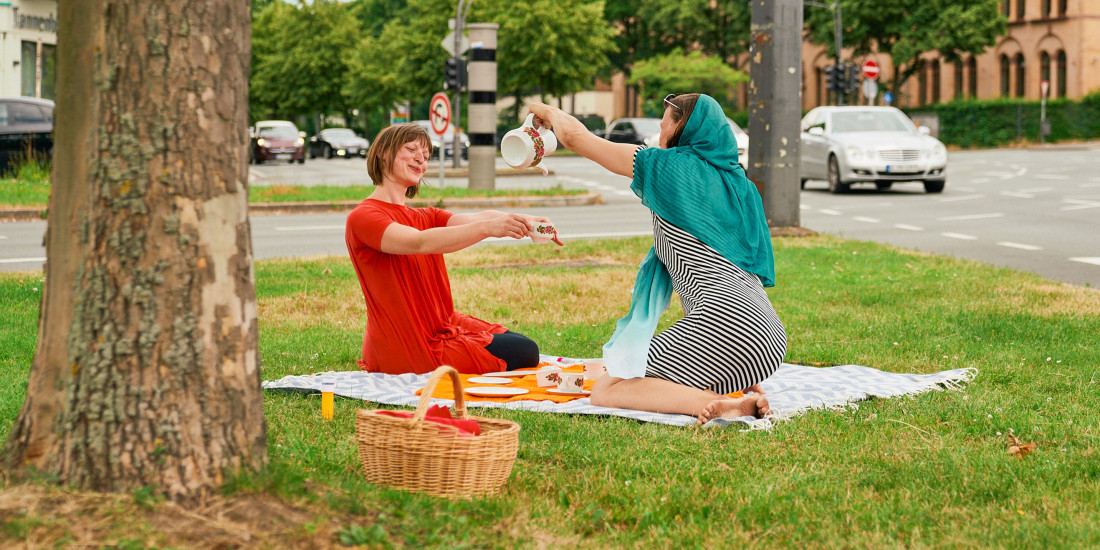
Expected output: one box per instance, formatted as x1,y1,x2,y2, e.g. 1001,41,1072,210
276,153,291,160
347,147,358,154
885,164,919,173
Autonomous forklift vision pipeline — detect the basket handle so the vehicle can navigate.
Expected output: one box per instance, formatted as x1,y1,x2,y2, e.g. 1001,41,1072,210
413,365,469,421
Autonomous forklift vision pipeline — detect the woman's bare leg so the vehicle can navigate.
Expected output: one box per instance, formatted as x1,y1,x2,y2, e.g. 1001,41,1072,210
590,376,769,424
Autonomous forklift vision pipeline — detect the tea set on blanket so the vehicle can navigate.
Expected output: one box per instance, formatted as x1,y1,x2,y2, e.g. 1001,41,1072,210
464,359,606,397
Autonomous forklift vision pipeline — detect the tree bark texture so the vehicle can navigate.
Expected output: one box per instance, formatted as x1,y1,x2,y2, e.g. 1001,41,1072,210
2,0,266,503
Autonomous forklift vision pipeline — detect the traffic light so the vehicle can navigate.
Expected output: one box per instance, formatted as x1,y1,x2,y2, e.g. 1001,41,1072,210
824,65,837,93
845,63,859,94
444,57,465,90
833,62,846,93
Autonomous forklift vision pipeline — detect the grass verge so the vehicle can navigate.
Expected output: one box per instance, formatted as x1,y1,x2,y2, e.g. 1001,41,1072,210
0,172,585,208
1,235,1098,548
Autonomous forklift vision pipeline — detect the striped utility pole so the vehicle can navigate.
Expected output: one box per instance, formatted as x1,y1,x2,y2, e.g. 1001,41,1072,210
466,23,498,190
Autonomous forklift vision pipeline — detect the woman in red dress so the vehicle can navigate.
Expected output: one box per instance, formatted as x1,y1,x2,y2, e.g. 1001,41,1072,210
345,123,560,375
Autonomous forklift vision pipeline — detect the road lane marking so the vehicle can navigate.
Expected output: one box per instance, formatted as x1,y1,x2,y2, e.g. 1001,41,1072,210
1036,174,1070,180
941,232,978,240
819,209,842,215
894,224,924,231
0,257,46,264
996,242,1043,251
275,225,343,231
1061,199,1100,211
612,190,636,196
0,235,7,240
937,213,1004,221
852,216,880,223
968,178,990,184
939,194,984,202
800,204,811,210
1081,182,1100,188
1070,257,1100,267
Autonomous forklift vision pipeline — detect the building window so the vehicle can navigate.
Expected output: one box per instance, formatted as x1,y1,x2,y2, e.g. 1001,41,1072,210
18,41,56,100
954,61,964,100
1056,50,1067,97
1042,0,1051,17
1003,0,1010,16
919,63,928,105
931,60,941,104
1000,55,1011,97
1040,51,1051,94
1014,53,1026,97
1059,0,1067,15
968,56,978,98
1017,0,1026,19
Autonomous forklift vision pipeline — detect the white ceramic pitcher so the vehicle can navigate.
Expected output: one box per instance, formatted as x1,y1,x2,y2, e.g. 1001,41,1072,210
500,113,557,173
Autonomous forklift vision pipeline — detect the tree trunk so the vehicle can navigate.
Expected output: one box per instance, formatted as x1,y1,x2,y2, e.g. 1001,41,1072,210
2,0,266,504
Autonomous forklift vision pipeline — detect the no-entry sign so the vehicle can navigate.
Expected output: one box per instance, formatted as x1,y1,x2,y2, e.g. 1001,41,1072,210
862,59,880,81
429,92,451,136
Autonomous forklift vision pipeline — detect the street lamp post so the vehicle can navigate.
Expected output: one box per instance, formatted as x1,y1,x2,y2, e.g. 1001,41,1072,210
453,0,473,168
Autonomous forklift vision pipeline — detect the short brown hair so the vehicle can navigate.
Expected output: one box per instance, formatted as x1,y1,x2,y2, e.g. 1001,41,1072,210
665,93,700,148
367,123,433,198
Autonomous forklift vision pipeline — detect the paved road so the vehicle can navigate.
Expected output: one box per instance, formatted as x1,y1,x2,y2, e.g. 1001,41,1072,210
3,149,1098,288
799,147,1100,288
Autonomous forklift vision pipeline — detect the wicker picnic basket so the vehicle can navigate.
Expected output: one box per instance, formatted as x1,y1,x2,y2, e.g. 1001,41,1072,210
355,366,520,498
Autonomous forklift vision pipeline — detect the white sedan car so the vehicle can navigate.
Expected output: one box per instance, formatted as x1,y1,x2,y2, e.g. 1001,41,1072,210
799,106,947,193
643,117,748,169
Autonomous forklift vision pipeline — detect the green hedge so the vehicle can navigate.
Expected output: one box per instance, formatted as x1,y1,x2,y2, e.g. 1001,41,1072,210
905,91,1100,148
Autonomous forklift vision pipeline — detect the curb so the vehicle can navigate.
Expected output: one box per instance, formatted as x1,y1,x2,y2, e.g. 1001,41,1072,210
0,192,603,222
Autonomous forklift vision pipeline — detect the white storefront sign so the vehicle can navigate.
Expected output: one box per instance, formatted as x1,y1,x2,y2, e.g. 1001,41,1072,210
1,1,59,98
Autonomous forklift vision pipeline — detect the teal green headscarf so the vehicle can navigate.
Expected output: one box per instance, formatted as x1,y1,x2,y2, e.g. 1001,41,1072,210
602,94,776,379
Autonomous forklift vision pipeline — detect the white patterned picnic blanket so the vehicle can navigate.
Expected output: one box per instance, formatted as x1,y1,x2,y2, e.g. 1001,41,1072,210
262,355,977,430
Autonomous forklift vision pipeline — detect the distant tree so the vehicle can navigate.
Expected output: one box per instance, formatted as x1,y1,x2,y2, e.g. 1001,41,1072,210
2,0,265,503
479,0,615,120
628,49,748,116
604,0,750,115
350,0,614,124
250,0,361,125
804,0,1006,102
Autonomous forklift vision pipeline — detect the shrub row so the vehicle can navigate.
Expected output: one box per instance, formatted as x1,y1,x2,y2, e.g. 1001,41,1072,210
906,91,1100,148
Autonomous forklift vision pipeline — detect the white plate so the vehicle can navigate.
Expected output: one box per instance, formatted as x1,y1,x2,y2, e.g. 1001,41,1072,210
466,376,513,385
464,386,529,397
545,389,591,396
480,370,538,377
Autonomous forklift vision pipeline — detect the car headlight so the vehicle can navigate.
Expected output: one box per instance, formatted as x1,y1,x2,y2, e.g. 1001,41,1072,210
297,137,305,146
930,143,946,160
257,138,266,147
846,145,867,162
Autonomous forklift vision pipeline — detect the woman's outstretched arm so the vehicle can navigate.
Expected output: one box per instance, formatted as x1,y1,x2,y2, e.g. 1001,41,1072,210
526,102,640,178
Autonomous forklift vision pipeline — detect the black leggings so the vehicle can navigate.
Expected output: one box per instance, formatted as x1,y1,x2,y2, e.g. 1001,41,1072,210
484,330,540,371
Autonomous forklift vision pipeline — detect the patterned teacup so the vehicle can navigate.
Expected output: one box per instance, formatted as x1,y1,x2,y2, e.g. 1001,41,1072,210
556,372,586,393
535,365,563,388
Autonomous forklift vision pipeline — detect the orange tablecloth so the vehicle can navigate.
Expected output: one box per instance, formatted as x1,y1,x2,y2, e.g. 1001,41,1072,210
416,362,743,404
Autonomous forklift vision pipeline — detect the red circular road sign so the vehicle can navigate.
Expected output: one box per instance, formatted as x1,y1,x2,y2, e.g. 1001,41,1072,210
429,92,451,136
862,59,880,81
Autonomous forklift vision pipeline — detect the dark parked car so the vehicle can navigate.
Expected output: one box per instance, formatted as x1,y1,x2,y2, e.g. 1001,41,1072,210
250,120,305,164
308,128,370,159
0,96,54,174
603,117,662,145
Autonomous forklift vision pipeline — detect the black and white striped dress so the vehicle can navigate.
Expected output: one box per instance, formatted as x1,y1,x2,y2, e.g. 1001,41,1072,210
632,142,786,393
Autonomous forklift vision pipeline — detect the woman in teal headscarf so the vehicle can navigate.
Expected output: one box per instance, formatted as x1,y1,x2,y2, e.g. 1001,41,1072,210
529,94,786,424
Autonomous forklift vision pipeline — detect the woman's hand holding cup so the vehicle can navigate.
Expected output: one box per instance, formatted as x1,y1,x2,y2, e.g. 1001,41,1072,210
484,213,531,240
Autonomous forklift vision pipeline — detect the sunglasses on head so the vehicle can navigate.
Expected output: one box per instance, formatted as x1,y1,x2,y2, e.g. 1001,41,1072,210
663,94,682,114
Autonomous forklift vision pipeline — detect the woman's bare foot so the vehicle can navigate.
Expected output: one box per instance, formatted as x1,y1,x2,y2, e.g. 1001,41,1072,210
742,383,765,395
697,395,771,425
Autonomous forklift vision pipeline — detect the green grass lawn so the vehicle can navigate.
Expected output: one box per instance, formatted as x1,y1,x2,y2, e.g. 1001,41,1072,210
0,170,585,208
2,235,1098,547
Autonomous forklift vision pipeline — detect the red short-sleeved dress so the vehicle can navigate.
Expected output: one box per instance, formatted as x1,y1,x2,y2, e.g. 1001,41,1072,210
345,198,507,375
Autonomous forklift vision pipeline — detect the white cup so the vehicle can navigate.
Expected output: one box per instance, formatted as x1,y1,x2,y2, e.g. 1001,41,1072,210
583,359,606,380
535,365,562,388
530,220,556,244
501,113,557,172
557,372,586,394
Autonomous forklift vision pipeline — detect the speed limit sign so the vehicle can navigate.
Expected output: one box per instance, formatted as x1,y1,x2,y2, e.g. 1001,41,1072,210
429,92,451,136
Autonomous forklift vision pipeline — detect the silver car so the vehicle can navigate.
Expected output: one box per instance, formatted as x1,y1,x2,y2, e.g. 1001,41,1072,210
800,106,947,193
